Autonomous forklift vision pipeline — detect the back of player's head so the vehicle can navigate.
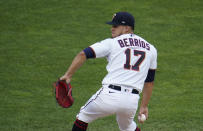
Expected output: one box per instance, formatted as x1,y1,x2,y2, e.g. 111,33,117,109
106,12,135,30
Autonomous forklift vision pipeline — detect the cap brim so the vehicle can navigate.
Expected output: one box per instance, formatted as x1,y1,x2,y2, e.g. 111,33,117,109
106,21,119,25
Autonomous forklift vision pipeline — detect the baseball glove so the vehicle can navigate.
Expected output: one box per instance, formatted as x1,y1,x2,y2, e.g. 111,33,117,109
54,80,74,108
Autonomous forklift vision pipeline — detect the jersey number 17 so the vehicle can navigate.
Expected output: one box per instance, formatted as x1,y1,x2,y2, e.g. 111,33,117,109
124,48,145,71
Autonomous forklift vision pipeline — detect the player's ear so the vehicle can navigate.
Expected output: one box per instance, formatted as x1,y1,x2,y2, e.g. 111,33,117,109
124,26,131,33
122,26,127,33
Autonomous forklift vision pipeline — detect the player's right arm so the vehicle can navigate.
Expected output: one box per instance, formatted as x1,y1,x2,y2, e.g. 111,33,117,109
139,80,154,123
139,46,157,123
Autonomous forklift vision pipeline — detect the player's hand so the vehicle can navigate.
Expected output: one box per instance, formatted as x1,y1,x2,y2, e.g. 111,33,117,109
138,106,148,123
59,75,71,84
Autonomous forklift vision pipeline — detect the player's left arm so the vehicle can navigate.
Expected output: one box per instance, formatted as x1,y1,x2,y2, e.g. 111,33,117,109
60,51,87,83
60,39,111,83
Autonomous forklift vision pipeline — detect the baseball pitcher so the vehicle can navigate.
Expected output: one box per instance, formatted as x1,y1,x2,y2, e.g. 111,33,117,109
60,12,157,131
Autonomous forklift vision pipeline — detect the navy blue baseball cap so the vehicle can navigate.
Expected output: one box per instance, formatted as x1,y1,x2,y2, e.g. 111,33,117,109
106,12,135,30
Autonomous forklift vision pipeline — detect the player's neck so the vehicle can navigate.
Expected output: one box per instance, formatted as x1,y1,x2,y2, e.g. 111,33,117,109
123,31,134,35
123,29,134,34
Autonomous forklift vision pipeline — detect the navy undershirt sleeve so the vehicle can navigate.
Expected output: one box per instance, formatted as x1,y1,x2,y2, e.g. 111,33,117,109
83,47,96,59
145,69,156,82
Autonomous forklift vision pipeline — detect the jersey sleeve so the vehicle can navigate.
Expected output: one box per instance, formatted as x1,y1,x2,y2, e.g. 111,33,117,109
89,38,112,58
145,69,156,82
149,46,157,69
83,47,96,59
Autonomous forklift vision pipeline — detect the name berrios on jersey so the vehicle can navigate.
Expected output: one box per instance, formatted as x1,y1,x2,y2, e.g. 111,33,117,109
117,37,150,50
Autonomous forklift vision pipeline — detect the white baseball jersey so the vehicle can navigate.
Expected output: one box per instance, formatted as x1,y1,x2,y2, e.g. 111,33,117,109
90,33,157,92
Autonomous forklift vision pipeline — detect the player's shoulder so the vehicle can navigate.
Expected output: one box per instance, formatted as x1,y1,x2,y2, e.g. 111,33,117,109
97,38,113,44
112,34,130,40
134,34,157,52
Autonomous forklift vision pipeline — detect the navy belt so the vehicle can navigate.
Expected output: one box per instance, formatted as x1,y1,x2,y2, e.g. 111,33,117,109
108,85,139,94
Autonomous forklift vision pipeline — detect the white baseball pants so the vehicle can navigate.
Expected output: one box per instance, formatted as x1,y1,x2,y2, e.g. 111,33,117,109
77,85,140,131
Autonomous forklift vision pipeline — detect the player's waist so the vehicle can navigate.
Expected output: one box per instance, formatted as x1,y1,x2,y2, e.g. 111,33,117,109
108,84,139,94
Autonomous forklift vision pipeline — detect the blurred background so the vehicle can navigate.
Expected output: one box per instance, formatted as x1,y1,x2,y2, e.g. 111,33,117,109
0,0,202,130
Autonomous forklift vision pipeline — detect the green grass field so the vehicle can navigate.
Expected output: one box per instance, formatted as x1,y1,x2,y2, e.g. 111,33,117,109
0,0,202,130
